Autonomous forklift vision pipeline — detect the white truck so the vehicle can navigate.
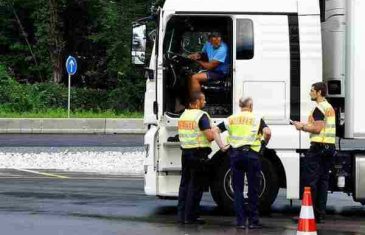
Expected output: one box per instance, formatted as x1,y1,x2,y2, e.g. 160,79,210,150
131,0,365,212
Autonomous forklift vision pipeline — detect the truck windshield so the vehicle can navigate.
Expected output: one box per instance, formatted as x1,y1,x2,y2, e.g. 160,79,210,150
181,32,209,54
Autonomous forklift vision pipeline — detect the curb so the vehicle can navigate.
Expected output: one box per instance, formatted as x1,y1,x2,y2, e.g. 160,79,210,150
0,118,146,134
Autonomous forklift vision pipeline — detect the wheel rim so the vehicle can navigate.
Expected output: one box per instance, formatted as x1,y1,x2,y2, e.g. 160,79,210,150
223,168,266,201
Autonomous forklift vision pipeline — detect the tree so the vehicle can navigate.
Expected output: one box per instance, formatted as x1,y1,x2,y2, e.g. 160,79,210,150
0,0,43,81
48,0,65,83
0,0,154,112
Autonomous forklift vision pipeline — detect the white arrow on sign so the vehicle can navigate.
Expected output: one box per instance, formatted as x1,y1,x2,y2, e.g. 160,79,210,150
69,60,75,73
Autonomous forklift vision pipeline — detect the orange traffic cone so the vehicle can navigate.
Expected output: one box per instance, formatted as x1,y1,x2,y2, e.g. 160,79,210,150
297,187,317,235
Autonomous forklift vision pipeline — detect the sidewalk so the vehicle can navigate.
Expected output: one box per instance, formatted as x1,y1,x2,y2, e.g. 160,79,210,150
0,118,145,134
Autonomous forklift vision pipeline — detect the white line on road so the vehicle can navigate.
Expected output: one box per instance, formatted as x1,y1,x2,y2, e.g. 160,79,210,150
13,168,70,179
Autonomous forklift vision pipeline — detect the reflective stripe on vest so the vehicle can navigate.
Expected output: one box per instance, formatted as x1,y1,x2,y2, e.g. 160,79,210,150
226,111,262,152
178,109,211,149
309,100,336,144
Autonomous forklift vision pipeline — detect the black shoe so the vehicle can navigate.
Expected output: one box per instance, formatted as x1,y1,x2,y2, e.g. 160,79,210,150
183,218,206,225
315,212,325,224
248,223,263,229
195,218,206,224
316,216,324,224
183,220,194,225
236,225,246,229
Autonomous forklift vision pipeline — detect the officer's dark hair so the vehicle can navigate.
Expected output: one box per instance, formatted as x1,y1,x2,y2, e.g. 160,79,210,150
188,91,203,105
312,82,327,97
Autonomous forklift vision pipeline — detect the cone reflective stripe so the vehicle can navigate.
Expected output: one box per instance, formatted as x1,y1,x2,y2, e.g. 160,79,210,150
299,206,315,219
297,232,317,235
297,187,317,235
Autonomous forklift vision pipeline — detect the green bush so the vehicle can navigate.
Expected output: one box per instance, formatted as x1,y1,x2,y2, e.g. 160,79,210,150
0,64,9,80
72,88,109,111
0,76,144,115
0,76,33,112
107,71,145,112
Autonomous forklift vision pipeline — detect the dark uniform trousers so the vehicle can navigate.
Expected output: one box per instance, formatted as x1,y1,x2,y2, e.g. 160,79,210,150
230,147,261,225
177,148,209,222
301,143,335,218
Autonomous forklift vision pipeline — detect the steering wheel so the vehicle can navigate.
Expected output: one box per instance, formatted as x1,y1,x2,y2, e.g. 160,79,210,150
164,52,195,89
166,51,193,65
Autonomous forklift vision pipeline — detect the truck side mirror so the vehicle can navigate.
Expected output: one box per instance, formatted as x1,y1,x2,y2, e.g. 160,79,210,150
131,24,147,65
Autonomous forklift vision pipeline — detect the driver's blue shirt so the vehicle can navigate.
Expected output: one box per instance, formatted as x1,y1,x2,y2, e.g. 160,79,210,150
202,42,229,75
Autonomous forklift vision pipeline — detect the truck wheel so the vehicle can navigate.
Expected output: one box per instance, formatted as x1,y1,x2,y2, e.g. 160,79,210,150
210,156,279,214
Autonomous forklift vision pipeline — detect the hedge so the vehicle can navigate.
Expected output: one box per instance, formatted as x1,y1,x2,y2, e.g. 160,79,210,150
0,69,144,113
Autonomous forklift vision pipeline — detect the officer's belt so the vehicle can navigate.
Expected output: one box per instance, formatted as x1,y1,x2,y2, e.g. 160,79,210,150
181,147,212,155
232,145,251,152
310,142,335,149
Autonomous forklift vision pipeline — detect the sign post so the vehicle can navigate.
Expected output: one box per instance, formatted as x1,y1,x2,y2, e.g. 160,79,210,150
65,56,77,118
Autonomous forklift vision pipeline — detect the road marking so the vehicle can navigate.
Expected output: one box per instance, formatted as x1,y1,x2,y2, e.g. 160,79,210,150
13,168,70,179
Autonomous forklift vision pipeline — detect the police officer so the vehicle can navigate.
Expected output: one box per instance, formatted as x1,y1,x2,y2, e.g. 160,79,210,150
215,97,271,229
293,82,336,223
177,91,215,224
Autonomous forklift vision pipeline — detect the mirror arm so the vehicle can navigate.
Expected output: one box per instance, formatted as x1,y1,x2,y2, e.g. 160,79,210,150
132,15,156,26
145,67,154,80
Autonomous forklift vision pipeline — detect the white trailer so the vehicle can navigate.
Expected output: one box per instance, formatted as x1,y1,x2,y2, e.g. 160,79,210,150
132,0,365,212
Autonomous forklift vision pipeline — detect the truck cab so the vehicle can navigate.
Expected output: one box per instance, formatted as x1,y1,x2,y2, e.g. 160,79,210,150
132,0,365,212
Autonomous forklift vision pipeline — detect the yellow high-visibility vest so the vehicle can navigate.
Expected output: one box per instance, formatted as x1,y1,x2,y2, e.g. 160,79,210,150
226,111,262,152
178,109,211,149
309,100,336,144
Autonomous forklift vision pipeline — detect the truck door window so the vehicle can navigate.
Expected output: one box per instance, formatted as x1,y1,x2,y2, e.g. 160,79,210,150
236,19,254,60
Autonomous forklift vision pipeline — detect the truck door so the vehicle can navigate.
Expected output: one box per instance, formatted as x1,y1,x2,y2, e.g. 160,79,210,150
143,9,164,195
144,9,164,125
155,10,183,196
144,44,158,125
234,15,300,149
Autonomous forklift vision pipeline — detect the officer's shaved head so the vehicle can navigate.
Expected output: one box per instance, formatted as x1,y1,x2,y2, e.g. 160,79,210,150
189,91,203,104
188,91,206,109
239,97,253,109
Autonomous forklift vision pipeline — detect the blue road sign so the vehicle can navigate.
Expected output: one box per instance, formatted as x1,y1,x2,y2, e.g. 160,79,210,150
66,56,77,75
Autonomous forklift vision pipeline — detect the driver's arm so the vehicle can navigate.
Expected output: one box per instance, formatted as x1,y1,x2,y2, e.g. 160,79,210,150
197,60,221,70
188,52,202,60
189,42,208,61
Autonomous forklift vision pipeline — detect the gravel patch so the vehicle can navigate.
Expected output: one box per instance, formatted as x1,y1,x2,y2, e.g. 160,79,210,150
0,147,145,176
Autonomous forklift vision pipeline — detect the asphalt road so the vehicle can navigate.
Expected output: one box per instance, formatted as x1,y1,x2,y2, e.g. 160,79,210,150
0,170,364,235
0,134,364,234
0,134,144,147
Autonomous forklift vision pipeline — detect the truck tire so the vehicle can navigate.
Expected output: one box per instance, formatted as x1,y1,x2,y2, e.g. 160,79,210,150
210,155,279,214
